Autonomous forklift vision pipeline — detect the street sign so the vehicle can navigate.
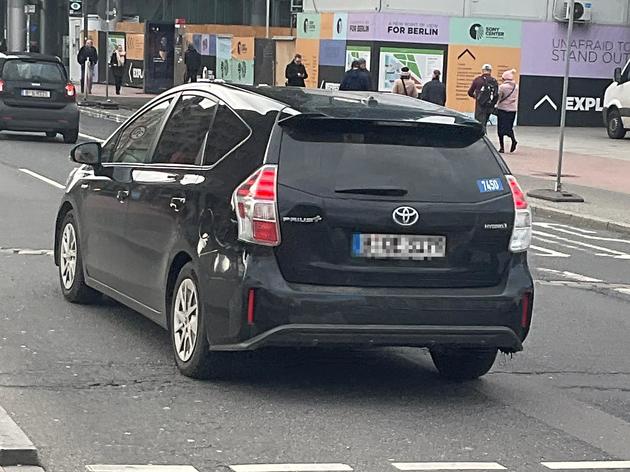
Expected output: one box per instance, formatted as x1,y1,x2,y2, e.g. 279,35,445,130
69,0,83,17
24,4,36,14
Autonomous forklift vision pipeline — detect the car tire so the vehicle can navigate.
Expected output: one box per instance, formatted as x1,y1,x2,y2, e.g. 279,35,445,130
46,132,57,138
169,263,233,379
430,348,498,381
63,129,79,144
58,211,100,304
607,109,627,139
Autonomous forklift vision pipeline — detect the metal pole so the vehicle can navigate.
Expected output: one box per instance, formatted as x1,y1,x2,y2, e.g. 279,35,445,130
105,0,110,100
555,0,575,193
25,13,30,52
83,0,88,43
266,0,270,38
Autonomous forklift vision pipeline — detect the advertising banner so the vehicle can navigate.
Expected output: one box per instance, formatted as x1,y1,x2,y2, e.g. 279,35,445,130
192,34,202,53
518,75,612,127
521,22,630,79
126,33,144,61
124,59,144,88
320,13,334,39
333,13,348,40
296,38,320,88
378,47,444,91
375,14,449,44
450,17,522,48
320,40,346,67
231,37,254,85
347,13,376,41
144,22,175,94
446,44,521,112
346,45,371,71
297,13,321,39
216,36,232,81
201,34,211,55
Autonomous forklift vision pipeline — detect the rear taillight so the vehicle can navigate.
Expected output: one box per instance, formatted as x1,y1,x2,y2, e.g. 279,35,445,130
0,80,5,93
506,175,532,253
232,165,281,246
65,83,76,99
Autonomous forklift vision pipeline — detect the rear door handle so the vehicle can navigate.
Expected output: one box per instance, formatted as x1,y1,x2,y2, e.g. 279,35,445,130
117,190,129,203
170,197,186,212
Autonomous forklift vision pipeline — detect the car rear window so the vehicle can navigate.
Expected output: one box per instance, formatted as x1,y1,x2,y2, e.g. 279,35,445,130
278,121,508,203
2,60,66,82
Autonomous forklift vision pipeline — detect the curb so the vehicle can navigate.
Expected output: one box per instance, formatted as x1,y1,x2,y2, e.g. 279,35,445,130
79,107,130,124
532,204,630,236
0,406,40,467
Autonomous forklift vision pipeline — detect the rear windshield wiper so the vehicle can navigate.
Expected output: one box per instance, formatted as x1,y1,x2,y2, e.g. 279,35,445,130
335,187,408,197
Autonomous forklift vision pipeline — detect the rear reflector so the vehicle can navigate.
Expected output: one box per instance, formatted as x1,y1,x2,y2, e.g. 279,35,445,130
0,80,4,93
247,289,256,325
506,175,532,253
65,83,76,99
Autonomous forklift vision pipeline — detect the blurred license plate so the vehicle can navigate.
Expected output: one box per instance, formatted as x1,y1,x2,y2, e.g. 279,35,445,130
352,234,446,260
21,89,50,98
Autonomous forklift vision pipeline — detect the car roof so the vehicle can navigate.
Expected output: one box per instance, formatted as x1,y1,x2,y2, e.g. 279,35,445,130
2,52,63,63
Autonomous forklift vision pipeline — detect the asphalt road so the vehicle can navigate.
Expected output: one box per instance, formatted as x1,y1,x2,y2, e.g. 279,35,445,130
0,113,629,472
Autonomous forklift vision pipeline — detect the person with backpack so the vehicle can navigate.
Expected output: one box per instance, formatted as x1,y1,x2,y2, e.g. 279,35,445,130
468,64,499,132
391,67,419,98
496,69,519,153
340,60,371,91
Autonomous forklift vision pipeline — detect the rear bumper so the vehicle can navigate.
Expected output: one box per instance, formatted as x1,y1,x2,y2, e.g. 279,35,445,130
203,252,534,353
0,102,79,132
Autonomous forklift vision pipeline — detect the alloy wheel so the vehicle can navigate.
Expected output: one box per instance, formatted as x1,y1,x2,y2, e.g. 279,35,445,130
173,278,199,362
60,223,78,290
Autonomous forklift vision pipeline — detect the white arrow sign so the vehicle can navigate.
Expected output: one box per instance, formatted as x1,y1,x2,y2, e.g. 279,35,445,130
534,95,558,111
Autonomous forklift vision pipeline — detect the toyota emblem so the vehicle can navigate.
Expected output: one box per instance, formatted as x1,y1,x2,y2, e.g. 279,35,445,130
393,206,419,226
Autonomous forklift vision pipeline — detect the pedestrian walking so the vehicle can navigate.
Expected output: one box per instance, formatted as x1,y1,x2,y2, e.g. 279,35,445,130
285,54,308,87
496,69,519,153
340,59,371,91
467,64,499,132
184,44,202,83
77,39,98,95
109,45,126,95
391,67,419,98
420,69,446,106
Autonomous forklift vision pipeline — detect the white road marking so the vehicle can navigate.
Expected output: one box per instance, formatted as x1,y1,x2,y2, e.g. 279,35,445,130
79,132,105,143
530,245,571,258
615,288,630,295
541,461,630,469
535,222,630,245
532,230,630,259
86,467,199,472
229,465,353,472
537,268,603,283
0,248,53,256
533,222,597,234
533,235,581,250
392,463,506,471
18,168,65,189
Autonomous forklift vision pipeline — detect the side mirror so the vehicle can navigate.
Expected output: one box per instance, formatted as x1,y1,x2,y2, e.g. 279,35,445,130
614,67,622,83
70,142,101,166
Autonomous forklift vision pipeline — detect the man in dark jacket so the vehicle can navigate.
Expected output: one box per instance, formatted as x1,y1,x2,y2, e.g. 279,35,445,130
420,69,446,106
77,39,98,94
285,54,308,87
340,59,371,91
184,44,202,83
468,63,499,132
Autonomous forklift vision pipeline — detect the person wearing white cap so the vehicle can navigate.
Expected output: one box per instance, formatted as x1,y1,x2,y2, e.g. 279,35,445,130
468,63,499,132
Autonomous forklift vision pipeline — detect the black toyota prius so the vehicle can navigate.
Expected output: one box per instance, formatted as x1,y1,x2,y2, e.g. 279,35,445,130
54,84,534,380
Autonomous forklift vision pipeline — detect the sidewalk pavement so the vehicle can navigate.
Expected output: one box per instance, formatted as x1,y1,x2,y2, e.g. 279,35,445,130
81,83,155,111
498,126,630,233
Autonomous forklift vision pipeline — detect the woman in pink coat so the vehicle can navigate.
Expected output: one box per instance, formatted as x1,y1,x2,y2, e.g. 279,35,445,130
496,69,519,153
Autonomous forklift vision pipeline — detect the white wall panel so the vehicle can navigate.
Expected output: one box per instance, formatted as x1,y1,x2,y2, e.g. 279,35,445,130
303,0,381,12
468,0,549,20
382,0,465,16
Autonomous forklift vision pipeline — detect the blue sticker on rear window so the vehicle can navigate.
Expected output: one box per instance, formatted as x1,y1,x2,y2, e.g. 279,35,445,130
477,178,504,193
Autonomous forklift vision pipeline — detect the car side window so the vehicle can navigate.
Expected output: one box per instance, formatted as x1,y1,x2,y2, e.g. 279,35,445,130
152,94,218,166
204,102,251,166
112,99,173,164
622,64,630,84
100,130,121,163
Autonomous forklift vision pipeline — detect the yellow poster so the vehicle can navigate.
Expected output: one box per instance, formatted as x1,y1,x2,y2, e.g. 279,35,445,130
126,33,145,61
296,38,320,88
446,45,521,113
231,37,255,61
320,13,334,39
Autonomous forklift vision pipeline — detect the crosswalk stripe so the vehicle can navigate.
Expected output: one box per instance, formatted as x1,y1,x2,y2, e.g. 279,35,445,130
532,230,630,259
86,466,199,472
530,245,571,258
541,461,630,469
229,465,353,472
391,463,506,471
